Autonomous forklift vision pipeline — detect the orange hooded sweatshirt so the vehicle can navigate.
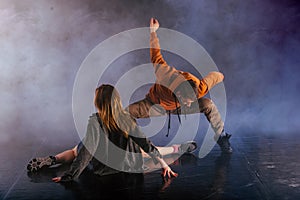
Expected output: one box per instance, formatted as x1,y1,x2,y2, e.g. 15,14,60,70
146,32,224,111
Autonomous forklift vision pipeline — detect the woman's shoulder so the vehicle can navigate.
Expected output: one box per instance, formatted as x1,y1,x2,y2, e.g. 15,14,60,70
88,113,99,124
89,112,97,119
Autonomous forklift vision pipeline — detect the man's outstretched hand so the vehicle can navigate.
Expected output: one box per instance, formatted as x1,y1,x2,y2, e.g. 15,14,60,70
150,17,159,33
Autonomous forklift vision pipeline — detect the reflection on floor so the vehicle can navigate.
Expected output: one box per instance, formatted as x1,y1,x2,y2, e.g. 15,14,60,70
1,134,300,199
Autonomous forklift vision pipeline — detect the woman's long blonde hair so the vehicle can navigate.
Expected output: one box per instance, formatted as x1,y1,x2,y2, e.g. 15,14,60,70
94,84,134,138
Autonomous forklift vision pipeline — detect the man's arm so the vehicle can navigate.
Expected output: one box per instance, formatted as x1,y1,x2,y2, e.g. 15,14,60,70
150,18,168,67
149,18,177,83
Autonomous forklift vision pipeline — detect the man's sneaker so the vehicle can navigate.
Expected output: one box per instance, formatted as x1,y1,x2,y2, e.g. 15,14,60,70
217,133,233,153
178,141,197,154
27,156,56,172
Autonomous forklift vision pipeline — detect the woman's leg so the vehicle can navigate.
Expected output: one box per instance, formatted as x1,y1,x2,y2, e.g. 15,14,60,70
27,145,78,172
54,145,78,164
141,142,197,158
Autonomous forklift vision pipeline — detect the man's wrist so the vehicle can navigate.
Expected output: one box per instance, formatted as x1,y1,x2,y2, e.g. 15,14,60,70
150,28,156,33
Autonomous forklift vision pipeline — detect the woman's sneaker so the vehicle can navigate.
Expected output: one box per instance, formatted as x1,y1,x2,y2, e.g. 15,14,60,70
27,156,56,172
217,133,233,153
178,141,198,154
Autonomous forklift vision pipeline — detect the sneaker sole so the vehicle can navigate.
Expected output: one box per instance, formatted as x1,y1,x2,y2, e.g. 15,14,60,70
27,157,54,172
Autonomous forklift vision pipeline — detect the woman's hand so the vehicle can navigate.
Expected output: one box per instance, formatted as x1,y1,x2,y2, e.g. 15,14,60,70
156,156,178,178
161,166,178,178
52,177,62,183
52,174,73,183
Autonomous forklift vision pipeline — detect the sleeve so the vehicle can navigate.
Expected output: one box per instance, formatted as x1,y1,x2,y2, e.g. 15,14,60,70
129,125,162,164
150,32,176,83
62,117,100,181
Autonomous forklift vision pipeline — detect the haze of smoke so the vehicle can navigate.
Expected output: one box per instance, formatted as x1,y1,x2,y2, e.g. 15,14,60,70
0,0,299,146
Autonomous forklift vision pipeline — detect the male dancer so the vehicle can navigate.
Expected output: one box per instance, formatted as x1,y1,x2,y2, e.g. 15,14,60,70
126,18,232,153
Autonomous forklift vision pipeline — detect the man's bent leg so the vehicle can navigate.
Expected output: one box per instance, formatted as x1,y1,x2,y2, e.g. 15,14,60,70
172,98,224,141
197,98,225,141
196,98,232,153
125,98,166,119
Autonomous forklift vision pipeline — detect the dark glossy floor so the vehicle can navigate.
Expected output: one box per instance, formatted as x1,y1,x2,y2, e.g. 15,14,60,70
1,133,300,200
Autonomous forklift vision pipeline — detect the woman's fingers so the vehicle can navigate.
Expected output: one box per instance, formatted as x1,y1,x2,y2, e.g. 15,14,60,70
161,168,178,178
52,177,61,182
